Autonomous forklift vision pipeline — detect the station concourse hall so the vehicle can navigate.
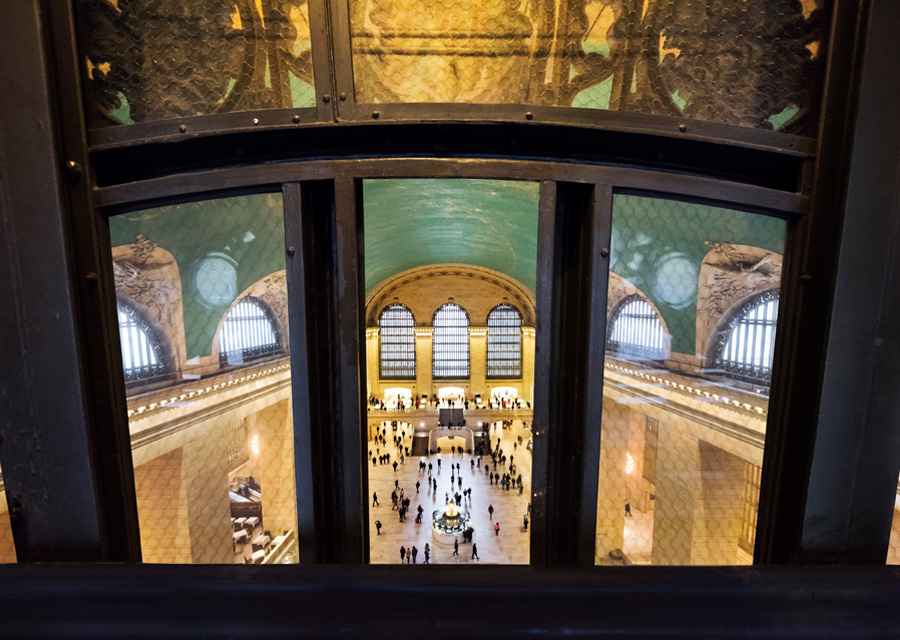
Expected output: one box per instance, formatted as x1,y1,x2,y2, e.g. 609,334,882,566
2,0,900,637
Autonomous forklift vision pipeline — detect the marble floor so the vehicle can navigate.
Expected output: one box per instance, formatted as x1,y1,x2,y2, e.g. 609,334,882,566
368,420,532,564
623,509,654,565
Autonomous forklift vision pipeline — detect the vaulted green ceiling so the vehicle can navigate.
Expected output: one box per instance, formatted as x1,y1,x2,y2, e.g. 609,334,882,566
363,179,540,295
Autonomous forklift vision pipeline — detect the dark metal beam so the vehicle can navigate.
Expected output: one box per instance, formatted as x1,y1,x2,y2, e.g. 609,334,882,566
2,564,900,638
532,181,609,565
88,122,808,194
755,0,875,564
292,179,367,562
0,0,139,561
798,0,900,563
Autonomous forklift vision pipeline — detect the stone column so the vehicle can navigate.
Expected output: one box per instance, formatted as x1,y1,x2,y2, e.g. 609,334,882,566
251,398,298,544
595,396,631,562
365,327,379,399
692,440,745,565
469,326,487,398
183,420,233,564
415,327,433,401
521,327,536,405
134,448,191,563
651,414,697,565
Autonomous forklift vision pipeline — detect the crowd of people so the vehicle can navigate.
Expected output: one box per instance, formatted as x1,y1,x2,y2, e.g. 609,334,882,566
367,394,532,411
368,422,532,564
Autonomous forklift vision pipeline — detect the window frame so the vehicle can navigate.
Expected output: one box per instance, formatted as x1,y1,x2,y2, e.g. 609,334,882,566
606,294,669,362
486,303,523,380
217,295,283,367
116,300,168,384
378,303,416,380
432,302,471,380
711,289,780,387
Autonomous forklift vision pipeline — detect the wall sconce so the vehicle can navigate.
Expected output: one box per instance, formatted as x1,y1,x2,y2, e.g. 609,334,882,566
626,453,635,475
251,434,260,456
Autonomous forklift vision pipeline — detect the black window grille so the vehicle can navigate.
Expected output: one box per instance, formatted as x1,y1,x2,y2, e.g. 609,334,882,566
218,296,280,366
433,303,470,379
486,303,522,379
740,461,762,554
607,295,667,361
117,302,165,382
714,289,779,385
643,416,659,484
379,304,416,379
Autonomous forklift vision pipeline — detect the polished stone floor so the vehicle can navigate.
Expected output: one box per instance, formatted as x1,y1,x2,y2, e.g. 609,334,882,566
368,420,531,564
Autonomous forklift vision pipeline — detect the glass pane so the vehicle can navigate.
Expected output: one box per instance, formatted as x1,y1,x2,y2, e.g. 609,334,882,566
363,179,538,564
596,194,785,565
888,475,900,565
0,464,18,563
348,0,823,132
109,193,299,564
82,0,316,127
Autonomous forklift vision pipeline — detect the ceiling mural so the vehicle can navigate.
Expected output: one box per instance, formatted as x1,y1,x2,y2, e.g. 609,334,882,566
363,179,540,295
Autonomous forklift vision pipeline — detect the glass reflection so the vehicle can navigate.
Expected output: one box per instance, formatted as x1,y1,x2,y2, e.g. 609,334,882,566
596,195,785,565
109,194,298,564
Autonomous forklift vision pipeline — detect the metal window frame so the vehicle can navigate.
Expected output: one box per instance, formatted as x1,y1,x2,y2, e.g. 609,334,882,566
3,0,900,576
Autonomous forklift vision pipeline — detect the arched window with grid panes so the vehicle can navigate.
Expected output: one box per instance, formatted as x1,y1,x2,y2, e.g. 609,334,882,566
432,303,470,379
712,289,779,386
117,302,166,382
379,304,416,379
606,294,668,361
218,296,280,366
486,303,522,378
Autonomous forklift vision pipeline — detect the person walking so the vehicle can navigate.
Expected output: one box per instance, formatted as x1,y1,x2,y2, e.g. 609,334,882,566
412,545,418,564
376,520,382,535
523,515,528,532
423,543,430,564
494,521,500,536
437,459,441,470
625,502,633,517
406,547,411,564
372,491,379,506
400,545,406,563
416,480,420,493
393,461,398,472
453,539,459,556
488,504,494,520
471,543,479,560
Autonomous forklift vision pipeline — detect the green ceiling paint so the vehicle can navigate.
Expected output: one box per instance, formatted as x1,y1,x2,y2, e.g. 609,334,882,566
363,179,540,294
110,193,285,359
611,194,786,355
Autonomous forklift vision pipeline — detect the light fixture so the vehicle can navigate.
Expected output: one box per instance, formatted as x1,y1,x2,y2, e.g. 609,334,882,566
625,453,635,475
251,434,260,456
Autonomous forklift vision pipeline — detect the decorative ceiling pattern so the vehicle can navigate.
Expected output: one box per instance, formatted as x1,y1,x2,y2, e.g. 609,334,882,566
363,179,540,295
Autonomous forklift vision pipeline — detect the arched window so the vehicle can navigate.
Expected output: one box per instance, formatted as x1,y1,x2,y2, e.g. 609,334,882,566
117,302,165,382
607,295,667,361
713,290,779,385
486,303,522,379
218,296,280,365
433,303,470,379
379,304,416,379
